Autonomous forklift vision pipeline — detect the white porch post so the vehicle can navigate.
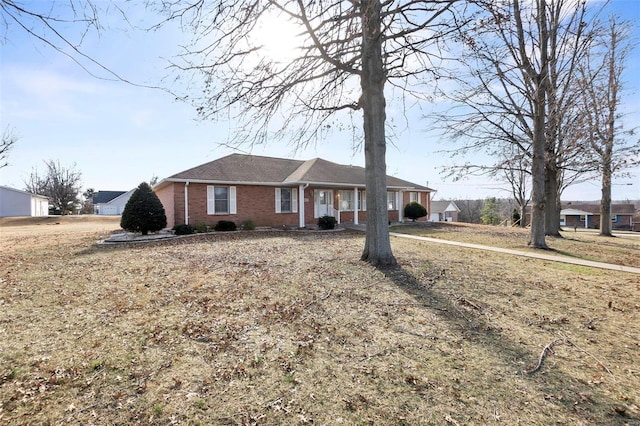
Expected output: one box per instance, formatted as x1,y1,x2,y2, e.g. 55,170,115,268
184,181,190,225
298,184,305,228
398,191,404,222
585,214,589,229
353,187,359,225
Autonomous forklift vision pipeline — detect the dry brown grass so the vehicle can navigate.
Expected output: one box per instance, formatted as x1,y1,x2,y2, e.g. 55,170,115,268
393,222,640,268
1,217,639,425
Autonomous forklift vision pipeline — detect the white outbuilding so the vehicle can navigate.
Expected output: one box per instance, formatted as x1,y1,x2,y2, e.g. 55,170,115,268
0,186,49,217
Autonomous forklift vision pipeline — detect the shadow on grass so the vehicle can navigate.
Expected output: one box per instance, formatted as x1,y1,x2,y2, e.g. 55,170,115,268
379,264,635,424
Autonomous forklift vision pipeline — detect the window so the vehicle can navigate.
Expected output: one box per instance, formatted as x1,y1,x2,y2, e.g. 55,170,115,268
358,190,366,211
410,192,419,203
580,215,586,221
338,190,366,211
275,188,298,213
207,186,236,215
387,191,397,210
339,190,355,210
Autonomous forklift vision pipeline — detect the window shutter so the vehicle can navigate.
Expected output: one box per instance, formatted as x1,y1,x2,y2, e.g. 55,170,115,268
292,188,298,213
275,188,281,213
207,186,215,215
229,186,237,214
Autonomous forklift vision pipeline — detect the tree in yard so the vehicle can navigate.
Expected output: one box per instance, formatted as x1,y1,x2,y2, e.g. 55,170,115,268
438,0,600,247
152,0,459,267
121,182,167,235
576,18,639,237
1,126,18,169
404,202,427,222
24,160,82,214
480,197,500,226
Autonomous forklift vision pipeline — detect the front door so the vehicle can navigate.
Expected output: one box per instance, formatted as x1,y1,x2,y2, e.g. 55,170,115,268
314,190,333,218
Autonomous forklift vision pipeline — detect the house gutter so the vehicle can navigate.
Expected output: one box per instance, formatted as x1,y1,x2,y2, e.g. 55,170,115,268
184,181,190,225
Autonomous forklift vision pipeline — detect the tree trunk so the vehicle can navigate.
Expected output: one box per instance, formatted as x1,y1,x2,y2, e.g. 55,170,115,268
359,0,396,267
529,70,548,248
544,158,562,236
599,156,613,236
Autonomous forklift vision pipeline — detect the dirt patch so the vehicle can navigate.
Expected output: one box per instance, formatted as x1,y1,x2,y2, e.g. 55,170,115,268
0,218,638,424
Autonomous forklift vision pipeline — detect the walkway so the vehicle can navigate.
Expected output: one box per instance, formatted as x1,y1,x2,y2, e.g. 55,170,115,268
388,232,640,275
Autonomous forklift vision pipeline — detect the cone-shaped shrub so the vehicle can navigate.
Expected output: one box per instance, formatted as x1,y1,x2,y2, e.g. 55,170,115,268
404,202,427,221
121,182,167,235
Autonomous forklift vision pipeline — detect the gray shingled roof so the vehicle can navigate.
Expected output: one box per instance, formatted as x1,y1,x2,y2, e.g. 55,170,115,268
161,154,432,190
93,191,127,204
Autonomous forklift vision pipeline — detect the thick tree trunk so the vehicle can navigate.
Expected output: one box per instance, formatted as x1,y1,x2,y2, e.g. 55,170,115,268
360,0,396,267
529,79,548,248
544,159,562,236
599,157,613,236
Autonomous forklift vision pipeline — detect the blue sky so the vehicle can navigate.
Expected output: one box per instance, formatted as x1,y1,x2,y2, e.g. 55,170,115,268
1,0,638,201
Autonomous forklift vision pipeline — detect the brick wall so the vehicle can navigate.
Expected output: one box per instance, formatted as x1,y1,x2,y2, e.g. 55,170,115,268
159,182,431,228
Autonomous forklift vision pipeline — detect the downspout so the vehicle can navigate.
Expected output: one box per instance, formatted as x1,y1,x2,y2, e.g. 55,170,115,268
184,181,190,225
299,183,308,228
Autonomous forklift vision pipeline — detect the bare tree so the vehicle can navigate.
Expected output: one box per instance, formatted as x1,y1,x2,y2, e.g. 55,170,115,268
152,0,459,266
577,18,639,237
24,160,83,214
437,0,600,248
0,126,18,168
500,147,530,228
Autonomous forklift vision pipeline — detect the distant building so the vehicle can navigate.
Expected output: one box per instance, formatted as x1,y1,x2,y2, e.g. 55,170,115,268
429,200,460,222
0,186,49,217
560,203,635,231
93,190,134,215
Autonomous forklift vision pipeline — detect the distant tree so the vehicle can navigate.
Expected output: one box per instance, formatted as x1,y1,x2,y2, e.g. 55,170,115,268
24,160,82,214
1,126,18,169
455,199,484,224
121,182,167,235
81,188,96,214
480,197,501,226
404,202,427,222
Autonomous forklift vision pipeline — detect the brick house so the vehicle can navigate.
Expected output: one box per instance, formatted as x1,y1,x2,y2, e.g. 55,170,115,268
560,203,635,231
154,154,433,228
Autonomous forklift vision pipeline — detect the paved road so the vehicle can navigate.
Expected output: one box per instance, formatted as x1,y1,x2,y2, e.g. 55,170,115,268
388,232,640,275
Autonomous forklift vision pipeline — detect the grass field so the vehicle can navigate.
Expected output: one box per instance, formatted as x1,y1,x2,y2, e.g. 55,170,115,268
1,216,638,425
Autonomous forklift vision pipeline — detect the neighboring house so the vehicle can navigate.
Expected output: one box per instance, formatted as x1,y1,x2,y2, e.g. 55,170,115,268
93,190,134,215
154,154,434,228
0,186,49,217
560,203,635,231
429,200,460,222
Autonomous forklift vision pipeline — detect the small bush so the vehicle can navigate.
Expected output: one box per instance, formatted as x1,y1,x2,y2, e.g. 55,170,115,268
172,223,196,235
404,202,427,221
215,220,237,232
195,222,210,233
242,219,255,231
318,215,337,230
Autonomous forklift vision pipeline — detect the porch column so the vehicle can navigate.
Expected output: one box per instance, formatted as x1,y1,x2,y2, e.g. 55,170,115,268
353,187,359,225
298,184,305,228
585,215,588,229
398,191,404,222
184,181,190,225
